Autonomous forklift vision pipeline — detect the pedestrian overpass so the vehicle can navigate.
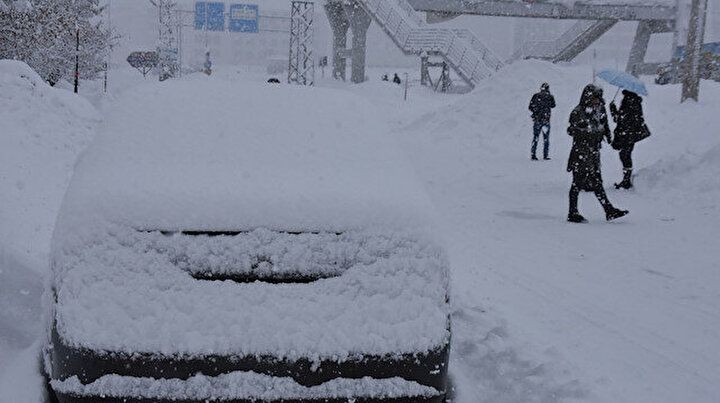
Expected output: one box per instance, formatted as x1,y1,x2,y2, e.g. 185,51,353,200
325,0,679,90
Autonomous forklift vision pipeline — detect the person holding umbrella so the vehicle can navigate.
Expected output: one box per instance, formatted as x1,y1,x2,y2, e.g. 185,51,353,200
597,69,651,189
566,84,629,223
609,91,650,189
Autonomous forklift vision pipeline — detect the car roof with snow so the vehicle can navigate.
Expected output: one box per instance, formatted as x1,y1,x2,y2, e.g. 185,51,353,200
56,76,435,234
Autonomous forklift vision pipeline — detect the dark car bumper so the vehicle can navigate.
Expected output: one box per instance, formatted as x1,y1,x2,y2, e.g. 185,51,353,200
48,323,450,402
55,394,446,403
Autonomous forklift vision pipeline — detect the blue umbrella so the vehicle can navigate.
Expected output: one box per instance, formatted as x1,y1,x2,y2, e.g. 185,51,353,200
597,68,648,97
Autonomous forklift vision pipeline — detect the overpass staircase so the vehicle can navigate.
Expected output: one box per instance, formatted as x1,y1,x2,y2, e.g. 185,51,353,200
329,0,503,89
514,20,618,62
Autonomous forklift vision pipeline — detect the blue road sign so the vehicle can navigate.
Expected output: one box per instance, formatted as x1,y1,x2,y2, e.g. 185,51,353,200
229,4,259,33
195,1,225,31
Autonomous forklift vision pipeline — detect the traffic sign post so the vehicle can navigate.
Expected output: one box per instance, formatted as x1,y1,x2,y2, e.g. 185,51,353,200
127,51,160,77
195,1,226,31
229,4,259,33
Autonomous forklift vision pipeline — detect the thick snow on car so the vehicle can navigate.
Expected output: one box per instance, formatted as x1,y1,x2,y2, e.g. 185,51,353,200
44,77,451,403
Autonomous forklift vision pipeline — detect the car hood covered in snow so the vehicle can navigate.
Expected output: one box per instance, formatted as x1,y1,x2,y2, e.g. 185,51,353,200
49,76,449,360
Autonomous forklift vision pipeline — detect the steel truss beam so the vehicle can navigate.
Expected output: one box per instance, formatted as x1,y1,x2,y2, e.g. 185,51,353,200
288,1,315,86
408,0,676,21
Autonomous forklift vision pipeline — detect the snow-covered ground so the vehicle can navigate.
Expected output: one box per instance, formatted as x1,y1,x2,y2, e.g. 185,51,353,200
1,59,719,402
0,61,99,399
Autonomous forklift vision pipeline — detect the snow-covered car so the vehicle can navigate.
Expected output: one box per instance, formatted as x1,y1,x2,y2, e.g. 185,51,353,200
43,77,451,402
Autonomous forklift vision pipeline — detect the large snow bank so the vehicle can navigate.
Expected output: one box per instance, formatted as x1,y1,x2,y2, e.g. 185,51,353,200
634,82,720,198
641,142,720,192
0,60,98,270
50,75,449,359
0,59,98,403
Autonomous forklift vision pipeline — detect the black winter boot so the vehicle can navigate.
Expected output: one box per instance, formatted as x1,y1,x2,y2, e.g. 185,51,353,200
606,207,629,221
614,169,633,189
568,212,588,223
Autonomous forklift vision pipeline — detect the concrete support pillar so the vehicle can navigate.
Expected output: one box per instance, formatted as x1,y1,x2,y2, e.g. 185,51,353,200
347,2,372,84
440,62,451,92
324,1,349,81
420,55,430,86
682,0,709,102
626,21,653,77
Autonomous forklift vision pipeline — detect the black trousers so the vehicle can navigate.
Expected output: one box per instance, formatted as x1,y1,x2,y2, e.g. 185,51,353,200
569,184,611,214
619,145,634,170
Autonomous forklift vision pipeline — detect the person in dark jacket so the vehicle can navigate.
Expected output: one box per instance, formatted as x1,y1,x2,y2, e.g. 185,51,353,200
203,51,212,76
392,73,402,85
528,82,556,160
610,90,649,189
567,84,629,223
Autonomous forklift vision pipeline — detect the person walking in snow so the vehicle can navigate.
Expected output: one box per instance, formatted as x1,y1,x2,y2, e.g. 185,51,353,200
392,73,402,85
566,84,628,223
609,90,650,189
528,82,556,160
203,51,213,76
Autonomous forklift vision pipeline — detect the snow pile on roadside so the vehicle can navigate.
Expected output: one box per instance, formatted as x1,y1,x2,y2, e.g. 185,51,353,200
0,252,43,364
636,83,720,196
0,60,98,400
641,144,720,192
0,60,98,270
52,372,440,401
402,60,587,151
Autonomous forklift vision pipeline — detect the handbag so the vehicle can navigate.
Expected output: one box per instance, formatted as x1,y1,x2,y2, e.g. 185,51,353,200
635,123,651,143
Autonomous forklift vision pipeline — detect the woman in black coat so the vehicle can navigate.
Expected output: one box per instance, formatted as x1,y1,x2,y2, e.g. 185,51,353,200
610,90,649,189
566,85,629,223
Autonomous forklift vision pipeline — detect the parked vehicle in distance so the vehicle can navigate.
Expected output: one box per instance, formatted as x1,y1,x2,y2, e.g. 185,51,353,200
43,76,451,403
655,42,720,85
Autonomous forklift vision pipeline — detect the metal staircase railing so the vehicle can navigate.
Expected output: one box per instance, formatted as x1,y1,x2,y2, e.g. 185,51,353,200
452,29,504,71
514,20,617,62
357,0,502,88
553,20,616,62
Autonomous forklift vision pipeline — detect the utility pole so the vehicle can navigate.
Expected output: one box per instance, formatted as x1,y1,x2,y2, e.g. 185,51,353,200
105,1,111,93
150,0,178,81
403,72,408,101
681,0,708,102
74,28,80,94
